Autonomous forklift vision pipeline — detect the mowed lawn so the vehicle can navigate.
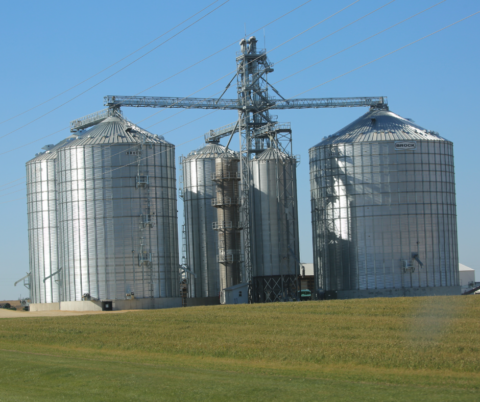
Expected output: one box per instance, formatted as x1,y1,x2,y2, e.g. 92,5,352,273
0,296,479,401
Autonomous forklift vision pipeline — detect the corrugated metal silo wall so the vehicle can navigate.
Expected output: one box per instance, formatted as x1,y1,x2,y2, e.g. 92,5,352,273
56,142,179,301
309,140,459,293
250,152,300,277
26,157,60,303
182,155,220,297
215,156,241,290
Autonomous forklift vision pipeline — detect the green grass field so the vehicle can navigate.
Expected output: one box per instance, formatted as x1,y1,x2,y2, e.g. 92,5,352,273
0,296,479,401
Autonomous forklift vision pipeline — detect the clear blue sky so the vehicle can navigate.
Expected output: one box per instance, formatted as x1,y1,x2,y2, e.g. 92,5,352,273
1,0,478,300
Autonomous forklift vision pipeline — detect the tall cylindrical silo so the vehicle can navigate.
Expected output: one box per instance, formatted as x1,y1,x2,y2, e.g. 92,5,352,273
309,107,460,299
250,147,300,302
181,142,237,298
26,137,76,303
56,116,179,301
213,154,242,292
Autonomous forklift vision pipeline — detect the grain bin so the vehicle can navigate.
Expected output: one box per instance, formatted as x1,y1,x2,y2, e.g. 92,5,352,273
56,116,179,301
250,147,300,302
309,107,460,299
26,137,77,303
181,142,237,298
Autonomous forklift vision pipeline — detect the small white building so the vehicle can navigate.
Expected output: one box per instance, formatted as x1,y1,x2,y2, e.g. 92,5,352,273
459,263,476,288
221,283,248,305
300,263,314,276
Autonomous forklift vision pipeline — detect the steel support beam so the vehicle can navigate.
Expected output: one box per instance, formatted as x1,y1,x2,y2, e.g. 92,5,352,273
104,95,387,111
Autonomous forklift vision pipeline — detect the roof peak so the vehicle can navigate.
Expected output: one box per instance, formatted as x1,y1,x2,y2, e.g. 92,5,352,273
311,108,448,148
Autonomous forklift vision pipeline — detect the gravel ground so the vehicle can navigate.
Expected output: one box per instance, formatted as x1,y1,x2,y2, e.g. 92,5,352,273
0,307,128,319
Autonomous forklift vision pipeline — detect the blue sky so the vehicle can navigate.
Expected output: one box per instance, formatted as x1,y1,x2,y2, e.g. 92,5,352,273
0,0,478,300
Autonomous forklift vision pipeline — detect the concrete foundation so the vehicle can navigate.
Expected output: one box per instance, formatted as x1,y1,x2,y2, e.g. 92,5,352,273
30,302,60,312
186,296,220,307
30,297,182,312
335,286,461,300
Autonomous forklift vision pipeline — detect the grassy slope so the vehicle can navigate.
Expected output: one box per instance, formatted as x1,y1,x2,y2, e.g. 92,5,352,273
0,296,479,401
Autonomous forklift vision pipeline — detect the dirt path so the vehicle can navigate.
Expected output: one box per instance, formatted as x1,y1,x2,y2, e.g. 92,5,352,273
0,309,129,319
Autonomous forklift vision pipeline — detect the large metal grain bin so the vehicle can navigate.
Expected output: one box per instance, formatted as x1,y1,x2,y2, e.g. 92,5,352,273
309,107,460,299
26,137,76,303
250,147,300,302
56,116,179,301
181,142,237,298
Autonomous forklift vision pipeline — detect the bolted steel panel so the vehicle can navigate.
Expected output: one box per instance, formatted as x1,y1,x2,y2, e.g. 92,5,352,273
250,148,300,278
181,143,238,297
32,116,181,302
309,109,459,295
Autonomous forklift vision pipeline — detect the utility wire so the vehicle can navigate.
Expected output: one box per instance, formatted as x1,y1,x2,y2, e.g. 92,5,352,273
0,0,429,187
0,1,221,126
144,0,443,129
135,0,313,96
0,196,27,205
0,0,230,141
5,5,476,207
0,176,25,189
0,0,322,160
84,10,480,185
0,4,473,191
0,0,311,161
0,188,25,198
274,0,447,84
277,10,480,102
122,8,480,177
137,0,365,126
274,0,398,65
0,182,25,192
0,126,70,157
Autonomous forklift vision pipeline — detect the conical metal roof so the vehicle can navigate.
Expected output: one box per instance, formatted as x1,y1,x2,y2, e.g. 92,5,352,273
184,142,237,160
27,134,81,163
312,108,448,148
63,116,170,148
254,147,289,161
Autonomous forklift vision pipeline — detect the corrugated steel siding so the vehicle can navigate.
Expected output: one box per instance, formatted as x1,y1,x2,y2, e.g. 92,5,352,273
27,116,179,302
310,110,458,293
250,148,300,277
57,140,179,301
182,144,237,297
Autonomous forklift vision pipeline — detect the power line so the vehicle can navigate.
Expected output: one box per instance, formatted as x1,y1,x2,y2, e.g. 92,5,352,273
274,0,398,66
0,0,316,160
0,126,70,157
0,196,27,205
0,1,221,126
0,0,310,161
274,0,447,85
135,0,313,96
0,176,25,189
1,6,476,191
7,7,478,206
0,182,25,193
279,10,480,101
138,0,365,127
0,0,440,175
0,0,230,141
95,11,480,180
144,0,446,131
0,188,25,198
130,7,480,169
